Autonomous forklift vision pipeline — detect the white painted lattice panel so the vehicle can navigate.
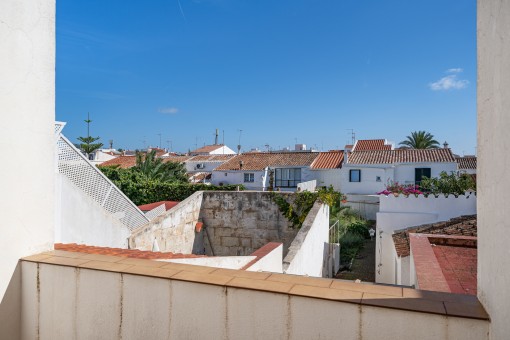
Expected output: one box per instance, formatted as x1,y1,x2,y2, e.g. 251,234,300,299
144,204,166,221
56,130,149,230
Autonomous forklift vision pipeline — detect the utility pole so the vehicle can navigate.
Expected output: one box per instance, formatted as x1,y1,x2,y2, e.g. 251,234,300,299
157,133,162,149
166,140,172,152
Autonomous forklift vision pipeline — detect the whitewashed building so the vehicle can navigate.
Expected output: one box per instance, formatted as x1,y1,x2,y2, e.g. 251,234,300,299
341,148,458,195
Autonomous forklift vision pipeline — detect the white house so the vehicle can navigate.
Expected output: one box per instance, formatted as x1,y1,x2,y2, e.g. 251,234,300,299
89,148,121,166
341,148,458,195
190,144,236,155
211,152,319,191
309,151,344,191
456,156,477,175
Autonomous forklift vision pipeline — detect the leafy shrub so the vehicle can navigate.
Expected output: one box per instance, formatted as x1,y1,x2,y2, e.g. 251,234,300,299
346,220,370,239
99,165,244,205
420,171,476,196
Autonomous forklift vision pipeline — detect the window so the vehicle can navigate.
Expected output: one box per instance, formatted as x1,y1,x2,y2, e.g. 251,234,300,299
275,168,301,188
415,168,431,186
376,176,381,182
350,169,361,182
244,173,254,182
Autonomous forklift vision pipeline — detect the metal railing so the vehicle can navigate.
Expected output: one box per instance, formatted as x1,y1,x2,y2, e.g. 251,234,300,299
55,123,149,230
329,220,341,244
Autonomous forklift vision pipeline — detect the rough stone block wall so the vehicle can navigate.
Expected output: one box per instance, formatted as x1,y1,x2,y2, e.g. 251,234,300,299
200,192,298,256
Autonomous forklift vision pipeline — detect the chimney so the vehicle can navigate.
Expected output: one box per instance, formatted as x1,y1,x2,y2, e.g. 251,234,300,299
343,150,349,164
443,141,449,149
239,160,244,169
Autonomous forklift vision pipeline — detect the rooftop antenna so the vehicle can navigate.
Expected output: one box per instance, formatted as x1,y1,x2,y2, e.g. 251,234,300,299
157,133,162,149
166,140,172,152
109,139,113,149
237,129,243,154
142,136,147,149
346,129,355,145
84,112,92,138
215,128,219,145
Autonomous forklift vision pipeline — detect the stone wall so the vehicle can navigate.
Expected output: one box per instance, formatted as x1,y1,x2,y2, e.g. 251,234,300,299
129,191,203,253
199,192,299,256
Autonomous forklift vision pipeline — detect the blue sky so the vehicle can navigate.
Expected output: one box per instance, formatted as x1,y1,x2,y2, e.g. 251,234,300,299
56,0,476,155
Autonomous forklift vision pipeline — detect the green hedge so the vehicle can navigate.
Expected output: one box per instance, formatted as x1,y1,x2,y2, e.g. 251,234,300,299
120,182,244,205
99,166,244,205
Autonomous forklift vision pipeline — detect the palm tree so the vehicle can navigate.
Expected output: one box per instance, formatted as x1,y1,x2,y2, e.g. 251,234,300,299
134,150,187,183
399,131,440,149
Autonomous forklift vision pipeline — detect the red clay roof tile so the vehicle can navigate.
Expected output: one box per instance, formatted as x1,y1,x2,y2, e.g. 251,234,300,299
54,243,206,260
310,151,344,169
348,148,456,164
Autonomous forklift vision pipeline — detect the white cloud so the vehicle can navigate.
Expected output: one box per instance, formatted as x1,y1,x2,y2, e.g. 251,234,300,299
429,70,469,91
158,107,179,114
447,68,463,73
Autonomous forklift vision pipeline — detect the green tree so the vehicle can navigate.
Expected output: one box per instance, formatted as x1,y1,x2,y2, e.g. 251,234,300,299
78,113,103,157
134,150,188,183
399,131,440,149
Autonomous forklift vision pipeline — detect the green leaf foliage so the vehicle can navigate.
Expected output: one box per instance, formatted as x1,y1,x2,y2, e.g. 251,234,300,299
399,130,440,149
134,150,188,183
420,171,476,196
99,165,244,205
271,186,343,229
77,136,103,155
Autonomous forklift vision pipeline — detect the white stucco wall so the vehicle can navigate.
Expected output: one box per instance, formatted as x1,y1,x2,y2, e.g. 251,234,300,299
341,165,392,194
283,203,329,277
55,174,131,248
0,0,55,305
297,180,317,192
210,145,236,155
393,162,458,185
478,1,510,338
245,244,283,273
344,194,380,220
210,170,266,190
311,169,342,191
341,162,458,195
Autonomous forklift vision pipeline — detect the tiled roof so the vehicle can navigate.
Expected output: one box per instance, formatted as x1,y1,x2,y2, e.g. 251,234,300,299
353,139,392,151
456,156,477,170
348,148,456,164
162,155,193,163
392,215,477,257
215,152,319,171
54,243,205,260
99,156,137,168
190,154,235,162
410,234,477,295
138,201,180,212
310,151,344,169
190,144,225,154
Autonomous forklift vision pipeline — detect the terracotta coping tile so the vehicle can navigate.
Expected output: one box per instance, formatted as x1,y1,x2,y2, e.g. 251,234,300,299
402,288,477,303
267,273,333,288
443,301,490,320
119,266,181,279
42,250,90,258
210,268,272,280
21,254,54,262
79,253,126,263
38,256,91,267
172,270,234,286
159,262,217,274
290,285,362,304
331,280,403,297
117,257,169,268
227,277,294,294
361,293,446,315
77,261,134,272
